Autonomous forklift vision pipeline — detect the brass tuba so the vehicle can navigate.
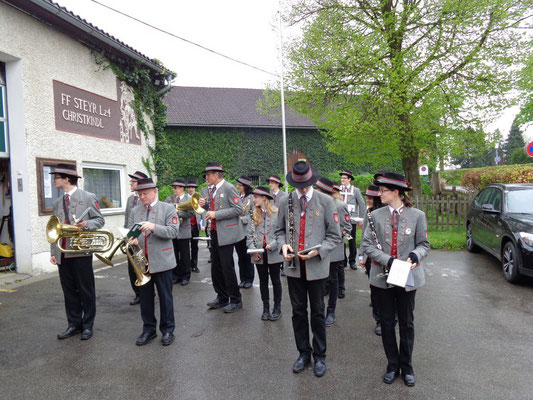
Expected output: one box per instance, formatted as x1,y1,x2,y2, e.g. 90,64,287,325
95,237,150,286
46,215,114,254
176,192,205,214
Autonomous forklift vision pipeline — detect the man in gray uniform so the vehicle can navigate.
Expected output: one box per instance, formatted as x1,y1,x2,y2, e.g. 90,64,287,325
49,163,105,341
124,170,148,305
275,160,341,378
130,178,179,346
198,162,244,313
339,170,365,269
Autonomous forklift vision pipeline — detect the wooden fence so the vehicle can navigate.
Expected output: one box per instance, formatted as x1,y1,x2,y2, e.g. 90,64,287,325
412,194,475,231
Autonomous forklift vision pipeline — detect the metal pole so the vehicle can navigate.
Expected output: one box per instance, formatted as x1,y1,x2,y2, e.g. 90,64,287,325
278,3,288,192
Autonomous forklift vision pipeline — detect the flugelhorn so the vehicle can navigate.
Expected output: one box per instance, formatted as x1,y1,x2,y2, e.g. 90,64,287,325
46,215,114,254
176,192,205,214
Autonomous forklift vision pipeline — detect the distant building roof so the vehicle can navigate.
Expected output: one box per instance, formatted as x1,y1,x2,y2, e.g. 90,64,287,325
1,0,171,78
164,86,317,129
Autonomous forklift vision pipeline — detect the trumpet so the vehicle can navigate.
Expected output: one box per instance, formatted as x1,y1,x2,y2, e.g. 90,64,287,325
95,237,150,286
46,215,113,254
176,192,205,214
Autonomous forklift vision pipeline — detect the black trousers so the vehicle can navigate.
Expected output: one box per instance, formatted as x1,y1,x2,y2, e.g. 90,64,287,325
139,269,175,334
210,230,241,304
338,260,345,291
234,237,254,283
365,258,379,322
58,255,95,330
327,261,341,312
127,258,140,296
172,238,191,282
373,286,416,374
256,258,282,305
345,223,358,265
190,224,199,268
287,273,327,360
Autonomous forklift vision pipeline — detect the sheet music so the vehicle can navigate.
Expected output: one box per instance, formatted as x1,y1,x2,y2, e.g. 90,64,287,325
386,259,412,288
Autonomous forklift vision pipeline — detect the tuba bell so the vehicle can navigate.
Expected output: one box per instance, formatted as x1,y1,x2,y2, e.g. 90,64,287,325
46,215,114,254
176,192,205,214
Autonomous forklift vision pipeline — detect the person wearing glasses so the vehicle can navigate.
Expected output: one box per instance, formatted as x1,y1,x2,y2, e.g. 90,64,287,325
361,172,429,387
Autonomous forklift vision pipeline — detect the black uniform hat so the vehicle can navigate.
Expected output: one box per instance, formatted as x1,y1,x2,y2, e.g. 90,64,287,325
202,162,226,176
373,172,412,191
136,178,157,190
315,177,335,194
186,178,198,188
363,184,381,197
50,163,82,178
171,179,186,187
266,175,284,187
252,186,274,200
339,170,354,180
128,171,148,180
237,176,253,188
286,160,319,189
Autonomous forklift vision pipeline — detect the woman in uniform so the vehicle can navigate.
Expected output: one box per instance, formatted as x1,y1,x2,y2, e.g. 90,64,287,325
235,176,255,288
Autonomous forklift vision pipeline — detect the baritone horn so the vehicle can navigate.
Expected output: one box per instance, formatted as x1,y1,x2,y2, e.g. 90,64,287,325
95,237,150,286
46,215,114,254
176,192,205,214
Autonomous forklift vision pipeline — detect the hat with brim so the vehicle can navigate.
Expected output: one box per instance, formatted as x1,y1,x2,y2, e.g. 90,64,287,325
373,172,412,191
286,160,319,189
315,177,334,194
339,170,354,180
363,184,381,197
136,178,158,191
253,186,273,200
50,163,82,178
186,179,198,188
267,175,283,187
202,162,226,177
128,171,148,180
171,179,186,187
333,184,341,192
237,176,253,188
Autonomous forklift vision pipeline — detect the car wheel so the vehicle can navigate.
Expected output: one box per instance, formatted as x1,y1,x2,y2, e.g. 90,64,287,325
502,241,521,283
466,223,479,253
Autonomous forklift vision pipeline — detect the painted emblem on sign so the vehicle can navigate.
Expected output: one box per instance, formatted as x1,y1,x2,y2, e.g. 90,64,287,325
406,228,411,235
233,197,239,204
173,217,178,224
333,213,339,223
345,214,350,222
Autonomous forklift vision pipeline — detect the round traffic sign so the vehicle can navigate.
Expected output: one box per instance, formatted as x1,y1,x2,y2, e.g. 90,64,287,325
527,141,533,157
494,156,501,163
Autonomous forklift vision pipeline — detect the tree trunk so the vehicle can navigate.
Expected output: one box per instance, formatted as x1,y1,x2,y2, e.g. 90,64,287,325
402,156,422,197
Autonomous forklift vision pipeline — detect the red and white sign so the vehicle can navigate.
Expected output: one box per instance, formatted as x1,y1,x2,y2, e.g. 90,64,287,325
527,141,533,157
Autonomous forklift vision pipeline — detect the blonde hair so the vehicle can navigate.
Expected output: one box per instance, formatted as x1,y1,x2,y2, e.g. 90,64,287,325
253,198,278,226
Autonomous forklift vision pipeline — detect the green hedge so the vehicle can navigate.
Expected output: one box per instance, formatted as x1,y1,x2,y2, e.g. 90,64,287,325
461,164,533,190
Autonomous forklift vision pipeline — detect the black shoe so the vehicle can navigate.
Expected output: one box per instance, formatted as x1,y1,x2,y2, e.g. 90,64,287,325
207,298,229,309
325,312,335,327
280,269,286,276
269,304,282,321
261,304,270,321
338,289,345,299
383,370,399,384
136,331,157,346
223,302,243,313
172,279,182,285
130,295,140,305
191,266,200,273
161,332,175,346
403,373,415,387
180,280,190,286
208,257,212,263
375,322,382,336
313,359,327,377
349,263,357,270
80,328,93,340
292,355,311,373
238,281,245,288
243,281,253,289
57,326,81,340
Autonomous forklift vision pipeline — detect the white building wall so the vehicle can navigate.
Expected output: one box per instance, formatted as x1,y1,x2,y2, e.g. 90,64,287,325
0,3,156,275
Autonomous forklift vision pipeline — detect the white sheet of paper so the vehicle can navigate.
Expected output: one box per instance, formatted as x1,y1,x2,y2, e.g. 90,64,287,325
118,228,129,238
386,259,412,288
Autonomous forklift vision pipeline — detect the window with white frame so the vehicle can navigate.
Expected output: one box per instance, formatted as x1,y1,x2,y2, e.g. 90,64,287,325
82,163,124,212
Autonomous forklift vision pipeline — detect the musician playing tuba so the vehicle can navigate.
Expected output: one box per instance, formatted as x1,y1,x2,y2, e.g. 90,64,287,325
49,163,105,341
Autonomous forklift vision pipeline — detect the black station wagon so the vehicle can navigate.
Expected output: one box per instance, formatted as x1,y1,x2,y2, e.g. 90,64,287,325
466,183,533,282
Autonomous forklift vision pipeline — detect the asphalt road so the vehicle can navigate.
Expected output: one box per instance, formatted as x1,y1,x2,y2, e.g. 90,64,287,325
1,246,532,400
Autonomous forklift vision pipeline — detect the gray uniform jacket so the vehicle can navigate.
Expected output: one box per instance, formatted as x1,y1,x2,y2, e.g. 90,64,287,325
239,194,252,233
130,200,179,273
50,188,105,264
165,194,194,239
124,193,138,229
275,190,342,280
210,181,244,246
331,198,352,263
245,210,284,264
341,185,366,219
361,206,430,291
271,190,288,208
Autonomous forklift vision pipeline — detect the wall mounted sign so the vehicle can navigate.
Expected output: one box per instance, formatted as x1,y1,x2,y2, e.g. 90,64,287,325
53,79,141,145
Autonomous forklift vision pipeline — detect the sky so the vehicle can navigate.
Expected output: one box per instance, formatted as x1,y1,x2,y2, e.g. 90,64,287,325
54,0,532,143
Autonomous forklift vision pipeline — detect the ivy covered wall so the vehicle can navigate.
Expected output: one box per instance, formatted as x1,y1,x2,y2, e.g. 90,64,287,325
159,126,358,186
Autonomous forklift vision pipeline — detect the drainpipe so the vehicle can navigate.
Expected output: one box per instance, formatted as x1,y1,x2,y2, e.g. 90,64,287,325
156,73,174,95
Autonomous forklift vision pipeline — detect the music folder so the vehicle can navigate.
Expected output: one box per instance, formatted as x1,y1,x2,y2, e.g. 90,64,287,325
386,259,412,288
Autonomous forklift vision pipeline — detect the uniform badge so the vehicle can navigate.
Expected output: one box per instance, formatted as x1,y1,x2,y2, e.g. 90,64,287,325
172,217,178,224
233,197,239,204
94,201,100,210
333,213,339,223
220,193,224,198
316,211,320,216
345,214,350,222
406,228,411,235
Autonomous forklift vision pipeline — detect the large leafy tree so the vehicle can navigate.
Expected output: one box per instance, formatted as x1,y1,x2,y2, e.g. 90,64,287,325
277,0,532,195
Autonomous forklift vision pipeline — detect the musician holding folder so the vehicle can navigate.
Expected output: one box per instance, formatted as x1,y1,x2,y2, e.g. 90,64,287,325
361,172,430,387
275,160,341,378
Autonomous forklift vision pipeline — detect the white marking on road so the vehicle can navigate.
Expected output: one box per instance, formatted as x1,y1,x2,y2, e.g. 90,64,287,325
94,266,112,273
442,274,449,277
